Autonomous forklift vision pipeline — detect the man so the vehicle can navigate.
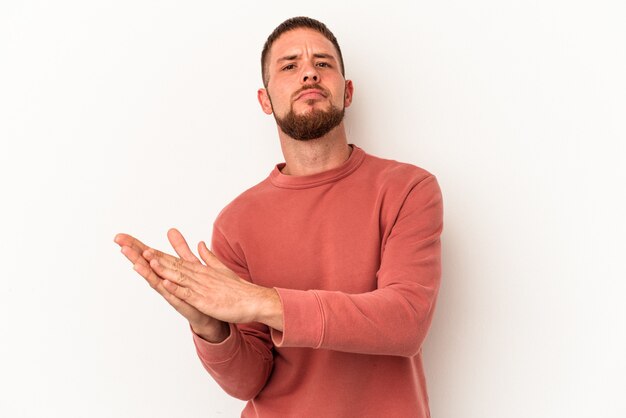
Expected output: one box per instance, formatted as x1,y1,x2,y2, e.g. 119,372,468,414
115,16,443,418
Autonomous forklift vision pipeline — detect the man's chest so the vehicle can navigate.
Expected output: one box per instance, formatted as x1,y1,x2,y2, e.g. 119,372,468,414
239,191,389,292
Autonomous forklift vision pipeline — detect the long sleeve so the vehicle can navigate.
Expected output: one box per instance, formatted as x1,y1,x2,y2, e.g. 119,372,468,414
190,146,440,417
270,175,443,357
191,226,274,401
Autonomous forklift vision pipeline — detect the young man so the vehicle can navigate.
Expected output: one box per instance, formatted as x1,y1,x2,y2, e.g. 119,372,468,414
115,17,443,417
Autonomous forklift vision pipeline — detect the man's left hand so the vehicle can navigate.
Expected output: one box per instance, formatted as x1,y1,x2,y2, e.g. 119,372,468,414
143,233,283,329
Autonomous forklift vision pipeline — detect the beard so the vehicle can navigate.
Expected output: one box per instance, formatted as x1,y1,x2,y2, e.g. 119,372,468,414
273,101,345,141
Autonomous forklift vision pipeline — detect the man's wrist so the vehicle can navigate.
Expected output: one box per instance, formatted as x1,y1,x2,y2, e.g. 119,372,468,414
191,320,231,343
254,287,284,331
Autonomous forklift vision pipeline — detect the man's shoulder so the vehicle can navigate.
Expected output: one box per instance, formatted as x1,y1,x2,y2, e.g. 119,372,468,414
213,175,275,228
362,150,436,188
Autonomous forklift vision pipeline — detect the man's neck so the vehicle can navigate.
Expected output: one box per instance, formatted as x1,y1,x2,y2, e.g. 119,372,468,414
277,123,352,176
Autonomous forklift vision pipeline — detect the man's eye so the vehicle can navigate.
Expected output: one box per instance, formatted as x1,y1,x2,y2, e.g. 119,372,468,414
282,64,296,71
317,62,330,68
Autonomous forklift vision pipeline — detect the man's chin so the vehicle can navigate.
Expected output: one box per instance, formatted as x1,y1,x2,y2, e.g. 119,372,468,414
293,102,330,114
274,104,345,141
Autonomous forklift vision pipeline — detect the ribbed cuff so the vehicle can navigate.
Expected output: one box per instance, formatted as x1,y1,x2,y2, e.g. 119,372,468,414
270,288,325,348
191,322,242,364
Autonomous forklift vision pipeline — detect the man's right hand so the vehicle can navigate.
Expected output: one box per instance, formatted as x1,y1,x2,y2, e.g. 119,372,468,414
114,229,230,343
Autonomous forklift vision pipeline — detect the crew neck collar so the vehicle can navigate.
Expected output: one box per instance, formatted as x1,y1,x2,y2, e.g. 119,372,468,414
269,144,366,189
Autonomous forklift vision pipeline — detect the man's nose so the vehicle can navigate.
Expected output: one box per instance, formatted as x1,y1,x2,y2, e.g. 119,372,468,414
302,65,319,83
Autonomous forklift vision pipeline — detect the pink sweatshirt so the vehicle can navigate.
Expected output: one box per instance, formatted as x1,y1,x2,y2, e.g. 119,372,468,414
192,145,443,417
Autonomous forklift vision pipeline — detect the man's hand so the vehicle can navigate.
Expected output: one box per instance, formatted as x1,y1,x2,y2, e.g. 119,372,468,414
143,236,283,330
114,229,230,342
114,228,283,337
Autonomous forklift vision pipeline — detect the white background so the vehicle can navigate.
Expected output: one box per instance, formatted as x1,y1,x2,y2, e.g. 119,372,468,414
1,1,625,417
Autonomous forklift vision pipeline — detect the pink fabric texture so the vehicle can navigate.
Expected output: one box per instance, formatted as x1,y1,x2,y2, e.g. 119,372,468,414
192,145,443,417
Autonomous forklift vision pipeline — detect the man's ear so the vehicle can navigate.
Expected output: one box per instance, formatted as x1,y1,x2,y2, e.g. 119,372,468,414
344,79,354,108
258,88,273,115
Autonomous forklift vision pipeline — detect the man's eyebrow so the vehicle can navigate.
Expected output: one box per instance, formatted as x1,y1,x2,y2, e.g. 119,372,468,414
276,53,337,63
313,53,336,61
277,54,299,63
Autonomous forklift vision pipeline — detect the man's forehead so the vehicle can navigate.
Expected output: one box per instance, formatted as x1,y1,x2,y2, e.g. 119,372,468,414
270,29,338,63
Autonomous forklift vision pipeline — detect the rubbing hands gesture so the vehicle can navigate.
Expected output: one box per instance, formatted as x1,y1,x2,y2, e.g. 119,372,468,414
114,228,282,343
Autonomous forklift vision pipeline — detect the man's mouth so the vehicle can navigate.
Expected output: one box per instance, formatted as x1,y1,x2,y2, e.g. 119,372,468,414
295,89,327,101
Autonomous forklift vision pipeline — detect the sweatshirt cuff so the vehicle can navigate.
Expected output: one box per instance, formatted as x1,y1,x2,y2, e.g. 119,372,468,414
270,287,324,348
190,322,242,364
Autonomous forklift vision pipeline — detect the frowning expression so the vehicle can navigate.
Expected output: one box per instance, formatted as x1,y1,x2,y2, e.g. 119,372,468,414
258,28,353,120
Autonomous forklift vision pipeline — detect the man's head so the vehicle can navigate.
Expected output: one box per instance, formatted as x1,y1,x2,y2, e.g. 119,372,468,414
257,17,353,141
261,17,345,88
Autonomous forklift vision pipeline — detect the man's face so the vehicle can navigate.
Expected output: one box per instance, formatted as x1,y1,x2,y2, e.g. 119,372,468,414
258,28,354,140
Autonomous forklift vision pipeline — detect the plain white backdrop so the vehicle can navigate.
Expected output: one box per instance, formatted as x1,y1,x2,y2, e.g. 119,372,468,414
1,1,625,417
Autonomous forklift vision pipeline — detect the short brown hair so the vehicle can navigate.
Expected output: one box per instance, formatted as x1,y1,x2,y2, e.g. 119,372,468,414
261,16,345,87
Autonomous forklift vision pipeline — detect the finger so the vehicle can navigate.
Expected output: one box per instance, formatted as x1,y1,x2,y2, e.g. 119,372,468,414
144,248,205,275
131,257,165,290
116,234,153,268
162,279,195,303
167,228,201,264
198,241,220,267
114,233,149,252
149,257,198,288
131,256,195,312
121,244,204,318
120,245,150,266
121,246,162,285
159,286,197,316
134,261,199,315
120,245,169,293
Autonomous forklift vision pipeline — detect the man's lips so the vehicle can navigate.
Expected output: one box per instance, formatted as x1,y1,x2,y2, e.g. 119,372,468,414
295,89,327,101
